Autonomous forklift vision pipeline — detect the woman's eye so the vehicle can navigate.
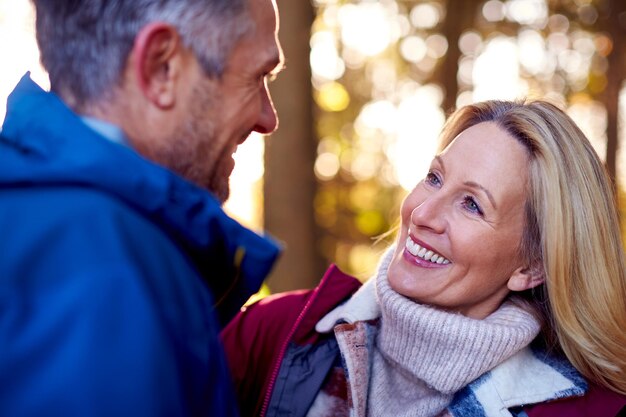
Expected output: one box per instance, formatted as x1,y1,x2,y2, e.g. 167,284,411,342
462,195,483,216
425,171,441,187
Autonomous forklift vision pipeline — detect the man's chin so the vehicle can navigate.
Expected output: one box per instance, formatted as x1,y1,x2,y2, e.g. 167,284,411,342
207,179,230,204
213,161,235,204
200,158,234,204
215,189,229,204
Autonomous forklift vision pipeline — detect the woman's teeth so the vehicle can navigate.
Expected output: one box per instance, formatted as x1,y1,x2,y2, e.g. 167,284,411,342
405,237,450,265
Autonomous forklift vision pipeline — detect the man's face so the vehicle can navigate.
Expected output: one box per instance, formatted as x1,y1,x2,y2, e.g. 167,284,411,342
166,0,283,202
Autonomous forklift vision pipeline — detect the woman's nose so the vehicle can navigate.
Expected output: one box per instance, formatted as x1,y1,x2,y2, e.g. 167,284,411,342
410,195,447,233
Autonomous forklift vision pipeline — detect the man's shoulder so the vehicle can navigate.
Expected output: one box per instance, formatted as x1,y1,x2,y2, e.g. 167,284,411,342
1,184,161,239
0,184,193,282
0,183,213,330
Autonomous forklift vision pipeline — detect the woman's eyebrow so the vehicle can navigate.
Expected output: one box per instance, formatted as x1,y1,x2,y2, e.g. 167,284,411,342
464,181,497,209
436,156,497,209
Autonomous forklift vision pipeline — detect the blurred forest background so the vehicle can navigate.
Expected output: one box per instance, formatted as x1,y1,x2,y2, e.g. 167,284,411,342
1,0,626,293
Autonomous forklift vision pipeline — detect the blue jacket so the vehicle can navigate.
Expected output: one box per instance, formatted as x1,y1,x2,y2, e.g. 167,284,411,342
0,74,280,417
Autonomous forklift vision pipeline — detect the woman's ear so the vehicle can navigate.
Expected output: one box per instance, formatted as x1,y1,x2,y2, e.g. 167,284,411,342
507,264,545,292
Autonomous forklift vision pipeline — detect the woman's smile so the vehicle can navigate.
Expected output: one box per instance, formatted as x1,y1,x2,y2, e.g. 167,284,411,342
403,236,451,267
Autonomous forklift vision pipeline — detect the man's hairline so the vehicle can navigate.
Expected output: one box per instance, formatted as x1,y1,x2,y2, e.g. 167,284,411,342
79,4,256,112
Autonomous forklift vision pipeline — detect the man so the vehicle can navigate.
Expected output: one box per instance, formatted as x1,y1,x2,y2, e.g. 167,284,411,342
0,0,283,415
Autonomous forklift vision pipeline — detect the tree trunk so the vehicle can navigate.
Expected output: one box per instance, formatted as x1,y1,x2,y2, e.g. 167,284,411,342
439,0,479,115
601,0,626,188
263,0,325,292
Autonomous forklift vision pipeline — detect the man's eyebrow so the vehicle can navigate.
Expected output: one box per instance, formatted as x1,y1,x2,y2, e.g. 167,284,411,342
269,56,286,77
464,181,497,209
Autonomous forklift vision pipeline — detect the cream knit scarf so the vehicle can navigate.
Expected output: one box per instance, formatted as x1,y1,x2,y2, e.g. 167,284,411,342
368,249,541,417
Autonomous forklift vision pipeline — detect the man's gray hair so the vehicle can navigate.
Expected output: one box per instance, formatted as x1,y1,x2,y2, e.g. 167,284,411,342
31,0,252,108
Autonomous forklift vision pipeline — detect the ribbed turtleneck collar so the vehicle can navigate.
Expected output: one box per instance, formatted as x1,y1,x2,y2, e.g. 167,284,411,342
367,249,541,417
376,269,541,393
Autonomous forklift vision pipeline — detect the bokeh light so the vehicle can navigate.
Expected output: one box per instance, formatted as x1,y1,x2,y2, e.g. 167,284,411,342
483,0,506,22
388,85,445,191
567,98,608,162
425,34,448,59
400,36,427,63
518,29,548,75
505,0,548,26
0,0,48,123
409,3,442,30
315,81,351,112
223,133,266,230
473,36,526,100
338,3,398,57
310,30,345,81
459,31,483,56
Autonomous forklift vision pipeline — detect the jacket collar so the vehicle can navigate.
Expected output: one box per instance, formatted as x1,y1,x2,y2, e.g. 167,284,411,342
291,265,362,345
449,346,587,416
0,74,280,325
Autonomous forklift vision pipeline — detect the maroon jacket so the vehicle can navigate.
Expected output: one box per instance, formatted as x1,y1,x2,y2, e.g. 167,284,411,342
221,265,626,417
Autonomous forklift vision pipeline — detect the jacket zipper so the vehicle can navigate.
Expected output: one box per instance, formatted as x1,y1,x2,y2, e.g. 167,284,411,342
259,273,332,417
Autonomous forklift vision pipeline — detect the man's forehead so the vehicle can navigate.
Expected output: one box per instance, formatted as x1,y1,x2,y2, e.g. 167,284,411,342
245,0,283,69
249,0,278,27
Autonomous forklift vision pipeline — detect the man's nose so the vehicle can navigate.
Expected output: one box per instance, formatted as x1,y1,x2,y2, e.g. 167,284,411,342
253,82,278,135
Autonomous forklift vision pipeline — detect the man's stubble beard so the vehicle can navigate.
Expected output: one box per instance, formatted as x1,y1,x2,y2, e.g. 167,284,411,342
157,83,231,203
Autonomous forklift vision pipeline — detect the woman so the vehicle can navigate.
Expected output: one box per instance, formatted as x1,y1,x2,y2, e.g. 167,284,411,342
221,100,626,417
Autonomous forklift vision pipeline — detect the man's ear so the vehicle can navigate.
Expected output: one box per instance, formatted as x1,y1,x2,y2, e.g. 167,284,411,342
507,263,545,292
131,22,186,109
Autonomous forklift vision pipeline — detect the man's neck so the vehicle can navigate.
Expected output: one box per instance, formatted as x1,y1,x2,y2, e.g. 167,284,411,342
80,115,129,146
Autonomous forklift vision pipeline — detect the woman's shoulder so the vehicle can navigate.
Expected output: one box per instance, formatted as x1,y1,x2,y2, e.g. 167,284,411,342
222,264,362,347
450,345,625,417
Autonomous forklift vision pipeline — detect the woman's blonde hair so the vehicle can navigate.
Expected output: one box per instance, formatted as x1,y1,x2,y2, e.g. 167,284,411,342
436,100,626,395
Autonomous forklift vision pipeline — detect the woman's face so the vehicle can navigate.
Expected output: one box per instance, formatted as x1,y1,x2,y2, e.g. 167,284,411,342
388,121,533,319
